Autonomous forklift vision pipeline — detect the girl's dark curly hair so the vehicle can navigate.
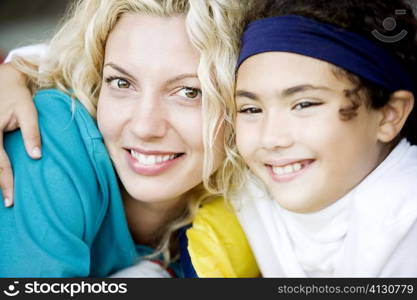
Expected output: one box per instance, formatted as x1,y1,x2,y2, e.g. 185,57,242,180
245,0,417,144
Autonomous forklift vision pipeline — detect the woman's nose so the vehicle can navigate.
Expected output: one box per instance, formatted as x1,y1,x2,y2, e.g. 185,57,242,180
129,94,168,140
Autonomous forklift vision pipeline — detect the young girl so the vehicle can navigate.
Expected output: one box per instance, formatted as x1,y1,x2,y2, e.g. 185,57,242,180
0,0,258,277
224,0,417,277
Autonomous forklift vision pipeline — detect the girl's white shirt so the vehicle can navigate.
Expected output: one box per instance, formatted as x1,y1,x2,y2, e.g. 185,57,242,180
234,139,417,277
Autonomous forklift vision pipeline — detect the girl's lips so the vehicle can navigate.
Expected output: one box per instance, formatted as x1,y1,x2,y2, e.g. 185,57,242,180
266,159,315,183
126,150,185,176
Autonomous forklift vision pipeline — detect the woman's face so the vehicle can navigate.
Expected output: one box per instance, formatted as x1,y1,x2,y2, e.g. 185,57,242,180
97,13,220,205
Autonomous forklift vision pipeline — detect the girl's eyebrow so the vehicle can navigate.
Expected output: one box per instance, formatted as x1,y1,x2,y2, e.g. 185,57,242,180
281,84,332,97
235,84,332,101
235,90,259,101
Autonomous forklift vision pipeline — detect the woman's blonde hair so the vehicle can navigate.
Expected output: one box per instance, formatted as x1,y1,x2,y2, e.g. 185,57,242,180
13,0,245,265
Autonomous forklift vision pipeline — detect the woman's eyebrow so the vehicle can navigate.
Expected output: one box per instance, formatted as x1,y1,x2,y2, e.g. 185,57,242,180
165,74,199,85
103,62,136,80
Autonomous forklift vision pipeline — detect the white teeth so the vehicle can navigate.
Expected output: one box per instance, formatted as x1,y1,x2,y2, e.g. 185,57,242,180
293,163,301,171
272,162,302,176
131,150,178,165
284,165,293,174
273,167,285,175
147,155,156,165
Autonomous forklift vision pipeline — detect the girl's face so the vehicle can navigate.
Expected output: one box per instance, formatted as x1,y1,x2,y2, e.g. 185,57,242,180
97,13,221,205
235,52,385,213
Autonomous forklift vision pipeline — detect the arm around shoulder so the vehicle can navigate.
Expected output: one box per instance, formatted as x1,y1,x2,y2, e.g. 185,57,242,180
0,89,113,277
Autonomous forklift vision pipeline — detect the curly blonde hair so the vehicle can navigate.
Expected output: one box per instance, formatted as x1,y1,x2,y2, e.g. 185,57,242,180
13,0,246,265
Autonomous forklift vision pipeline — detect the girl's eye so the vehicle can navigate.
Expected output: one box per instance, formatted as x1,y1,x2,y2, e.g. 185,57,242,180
238,106,262,114
176,87,202,100
105,77,131,89
293,101,321,111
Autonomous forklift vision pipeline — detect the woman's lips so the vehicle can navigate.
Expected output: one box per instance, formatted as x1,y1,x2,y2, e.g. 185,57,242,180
126,149,185,176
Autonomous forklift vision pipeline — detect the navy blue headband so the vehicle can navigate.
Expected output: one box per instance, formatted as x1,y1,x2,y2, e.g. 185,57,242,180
237,15,414,94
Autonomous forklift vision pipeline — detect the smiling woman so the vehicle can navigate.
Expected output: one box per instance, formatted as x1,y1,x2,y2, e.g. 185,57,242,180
0,0,259,277
98,14,218,210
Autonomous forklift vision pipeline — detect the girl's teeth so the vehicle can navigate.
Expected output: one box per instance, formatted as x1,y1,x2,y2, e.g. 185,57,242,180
272,162,302,176
284,165,293,174
273,167,285,175
131,150,178,165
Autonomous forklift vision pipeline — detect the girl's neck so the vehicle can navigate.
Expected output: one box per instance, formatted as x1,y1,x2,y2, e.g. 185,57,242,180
122,190,187,247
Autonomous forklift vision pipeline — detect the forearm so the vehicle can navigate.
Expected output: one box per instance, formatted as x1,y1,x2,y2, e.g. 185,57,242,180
0,47,45,206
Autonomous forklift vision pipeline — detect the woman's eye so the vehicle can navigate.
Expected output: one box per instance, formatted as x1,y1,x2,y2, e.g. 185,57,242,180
177,87,201,100
293,101,321,111
238,106,262,114
105,77,131,89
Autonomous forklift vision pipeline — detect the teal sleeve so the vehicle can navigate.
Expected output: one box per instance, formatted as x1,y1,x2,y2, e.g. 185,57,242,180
0,89,137,277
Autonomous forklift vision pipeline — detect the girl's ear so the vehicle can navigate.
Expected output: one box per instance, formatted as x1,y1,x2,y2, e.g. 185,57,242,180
376,90,414,143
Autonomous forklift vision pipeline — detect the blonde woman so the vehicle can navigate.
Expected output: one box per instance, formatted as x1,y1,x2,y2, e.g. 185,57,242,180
0,0,258,277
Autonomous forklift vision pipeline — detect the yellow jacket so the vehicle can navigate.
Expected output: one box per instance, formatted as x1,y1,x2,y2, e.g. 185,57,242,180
183,197,260,277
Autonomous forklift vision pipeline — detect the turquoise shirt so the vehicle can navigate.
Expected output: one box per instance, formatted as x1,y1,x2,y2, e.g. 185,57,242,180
0,89,140,277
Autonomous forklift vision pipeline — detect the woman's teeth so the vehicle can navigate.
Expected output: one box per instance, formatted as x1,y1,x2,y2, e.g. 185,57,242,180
131,150,178,165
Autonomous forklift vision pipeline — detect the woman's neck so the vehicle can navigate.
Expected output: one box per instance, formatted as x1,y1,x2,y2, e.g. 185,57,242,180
121,189,187,247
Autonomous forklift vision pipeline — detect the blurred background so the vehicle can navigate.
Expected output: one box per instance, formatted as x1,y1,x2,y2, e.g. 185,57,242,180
1,0,417,63
0,0,71,62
